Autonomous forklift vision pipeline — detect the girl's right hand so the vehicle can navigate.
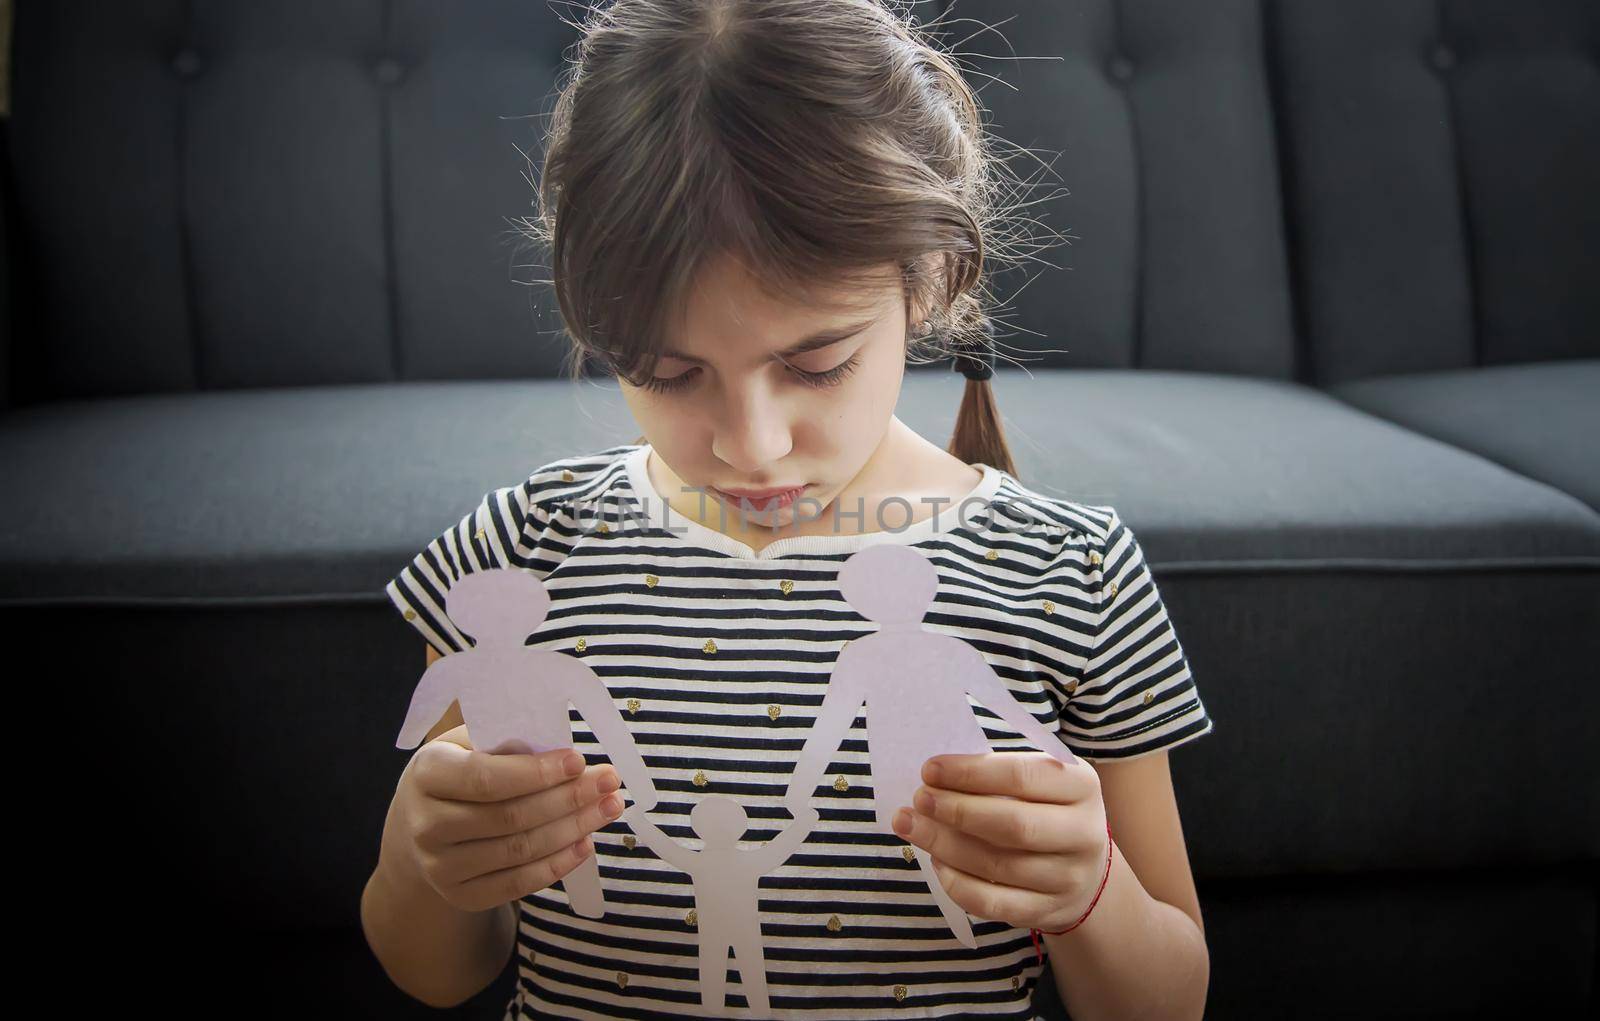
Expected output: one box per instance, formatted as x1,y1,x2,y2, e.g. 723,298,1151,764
385,724,626,913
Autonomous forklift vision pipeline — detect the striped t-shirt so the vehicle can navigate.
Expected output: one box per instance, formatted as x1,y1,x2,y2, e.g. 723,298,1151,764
385,442,1214,1020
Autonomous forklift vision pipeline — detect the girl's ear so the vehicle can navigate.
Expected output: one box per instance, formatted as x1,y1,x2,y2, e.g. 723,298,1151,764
906,292,932,337
904,251,949,335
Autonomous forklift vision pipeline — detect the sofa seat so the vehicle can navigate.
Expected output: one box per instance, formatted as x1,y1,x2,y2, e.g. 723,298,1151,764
1327,359,1600,512
2,370,1598,605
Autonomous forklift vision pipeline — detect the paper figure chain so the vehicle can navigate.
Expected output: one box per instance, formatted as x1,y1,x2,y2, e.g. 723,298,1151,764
395,542,1078,1013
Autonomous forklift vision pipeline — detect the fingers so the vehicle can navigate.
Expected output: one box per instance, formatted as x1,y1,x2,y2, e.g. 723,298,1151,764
892,805,1074,894
416,743,590,803
427,764,621,844
430,723,473,749
922,751,1092,805
452,836,596,913
433,788,625,885
928,855,1061,927
910,784,1079,852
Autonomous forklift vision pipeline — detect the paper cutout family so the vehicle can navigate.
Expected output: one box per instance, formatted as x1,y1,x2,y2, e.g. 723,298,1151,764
396,542,1078,1013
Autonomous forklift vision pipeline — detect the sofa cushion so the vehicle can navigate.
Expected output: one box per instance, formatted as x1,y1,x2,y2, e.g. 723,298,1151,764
3,370,1597,606
1269,0,1600,382
7,1,582,399
1327,359,1600,512
952,0,1297,377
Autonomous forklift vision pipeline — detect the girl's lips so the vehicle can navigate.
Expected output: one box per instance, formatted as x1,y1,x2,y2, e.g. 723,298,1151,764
710,484,809,513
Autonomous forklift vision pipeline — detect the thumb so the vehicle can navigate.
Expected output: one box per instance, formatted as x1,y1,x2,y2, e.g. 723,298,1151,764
430,722,475,751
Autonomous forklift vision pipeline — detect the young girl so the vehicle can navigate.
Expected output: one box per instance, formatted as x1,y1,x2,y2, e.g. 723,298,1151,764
362,2,1215,1018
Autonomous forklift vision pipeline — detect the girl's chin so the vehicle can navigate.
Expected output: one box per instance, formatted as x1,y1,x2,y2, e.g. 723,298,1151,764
727,502,819,532
734,506,792,529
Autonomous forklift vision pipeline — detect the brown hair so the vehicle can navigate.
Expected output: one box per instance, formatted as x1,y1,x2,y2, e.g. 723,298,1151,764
512,0,1065,479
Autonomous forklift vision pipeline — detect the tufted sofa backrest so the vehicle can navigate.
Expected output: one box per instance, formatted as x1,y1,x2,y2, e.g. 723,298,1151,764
4,1,1595,401
955,0,1298,377
1267,0,1600,384
8,1,580,399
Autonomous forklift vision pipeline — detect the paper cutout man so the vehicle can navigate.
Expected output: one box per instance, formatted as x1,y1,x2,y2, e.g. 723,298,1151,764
783,542,1079,948
395,567,659,919
620,799,818,1014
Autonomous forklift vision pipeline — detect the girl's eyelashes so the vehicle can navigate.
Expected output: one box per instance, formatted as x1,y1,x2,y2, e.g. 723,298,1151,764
795,350,862,389
638,367,701,395
641,351,862,395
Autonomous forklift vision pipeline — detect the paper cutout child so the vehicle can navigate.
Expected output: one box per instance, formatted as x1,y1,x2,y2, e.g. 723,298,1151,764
621,799,820,1015
783,542,1079,948
395,567,659,919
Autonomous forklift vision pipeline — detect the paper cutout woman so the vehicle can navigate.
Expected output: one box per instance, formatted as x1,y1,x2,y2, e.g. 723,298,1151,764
621,800,819,1015
395,567,659,919
783,542,1079,948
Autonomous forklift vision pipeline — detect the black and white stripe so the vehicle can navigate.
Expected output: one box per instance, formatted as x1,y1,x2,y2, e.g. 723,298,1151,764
386,443,1213,1019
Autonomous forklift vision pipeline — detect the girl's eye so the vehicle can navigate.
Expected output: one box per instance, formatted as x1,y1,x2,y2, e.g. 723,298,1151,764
640,368,700,395
793,351,862,390
640,352,862,395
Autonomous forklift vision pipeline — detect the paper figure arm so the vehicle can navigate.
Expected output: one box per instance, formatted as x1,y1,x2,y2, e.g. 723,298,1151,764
566,676,660,811
784,668,866,815
395,655,462,750
620,804,698,873
958,644,1078,764
749,806,819,872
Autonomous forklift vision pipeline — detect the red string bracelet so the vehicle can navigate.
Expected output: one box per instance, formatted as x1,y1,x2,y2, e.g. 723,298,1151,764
1030,818,1114,964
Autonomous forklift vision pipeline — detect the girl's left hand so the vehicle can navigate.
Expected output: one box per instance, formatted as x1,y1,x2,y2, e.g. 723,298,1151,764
890,751,1109,932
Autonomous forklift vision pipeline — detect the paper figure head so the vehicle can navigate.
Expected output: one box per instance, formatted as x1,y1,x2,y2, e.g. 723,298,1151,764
839,543,937,627
444,567,550,648
690,796,748,843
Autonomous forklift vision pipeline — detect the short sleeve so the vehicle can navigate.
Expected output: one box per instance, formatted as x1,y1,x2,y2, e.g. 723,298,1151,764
1056,508,1215,762
384,483,558,658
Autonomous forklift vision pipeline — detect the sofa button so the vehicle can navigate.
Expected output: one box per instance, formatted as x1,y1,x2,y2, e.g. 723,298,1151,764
171,47,203,78
1429,42,1456,71
373,56,405,86
1107,55,1135,82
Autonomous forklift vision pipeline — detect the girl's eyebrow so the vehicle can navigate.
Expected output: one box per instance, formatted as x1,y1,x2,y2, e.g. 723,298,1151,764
661,313,882,365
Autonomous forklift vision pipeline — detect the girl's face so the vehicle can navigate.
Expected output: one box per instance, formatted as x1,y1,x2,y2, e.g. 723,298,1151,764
618,251,918,535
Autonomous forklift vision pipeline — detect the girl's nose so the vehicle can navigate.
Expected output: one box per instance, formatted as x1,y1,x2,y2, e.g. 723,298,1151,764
711,376,793,472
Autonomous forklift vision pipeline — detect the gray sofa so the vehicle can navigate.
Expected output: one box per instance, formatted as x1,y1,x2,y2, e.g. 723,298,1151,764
2,1,1595,1018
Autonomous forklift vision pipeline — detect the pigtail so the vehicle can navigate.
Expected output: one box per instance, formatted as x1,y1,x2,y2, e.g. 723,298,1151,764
945,319,1018,478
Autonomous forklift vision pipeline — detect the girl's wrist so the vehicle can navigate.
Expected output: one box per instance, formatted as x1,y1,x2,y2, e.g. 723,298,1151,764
1029,818,1114,958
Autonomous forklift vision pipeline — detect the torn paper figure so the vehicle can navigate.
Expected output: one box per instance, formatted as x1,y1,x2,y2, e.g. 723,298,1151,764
783,542,1079,948
395,567,659,918
622,800,818,1015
